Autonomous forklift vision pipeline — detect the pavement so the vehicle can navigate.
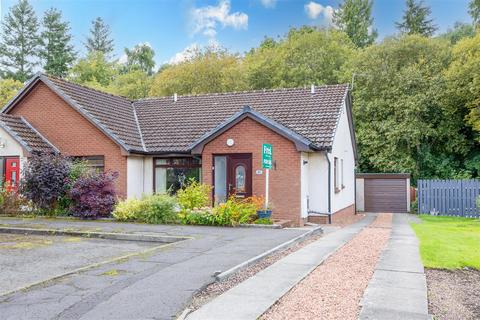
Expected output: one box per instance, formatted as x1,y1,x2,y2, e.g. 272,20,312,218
359,214,430,320
186,213,376,320
0,217,313,320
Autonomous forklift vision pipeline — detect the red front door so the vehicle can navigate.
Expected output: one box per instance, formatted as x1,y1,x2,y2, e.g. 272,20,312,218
227,154,252,199
5,157,20,191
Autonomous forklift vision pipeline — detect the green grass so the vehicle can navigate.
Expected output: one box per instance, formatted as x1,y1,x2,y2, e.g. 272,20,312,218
412,215,480,269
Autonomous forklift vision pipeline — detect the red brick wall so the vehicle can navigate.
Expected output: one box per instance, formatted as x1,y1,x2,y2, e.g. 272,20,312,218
201,118,302,225
8,82,127,197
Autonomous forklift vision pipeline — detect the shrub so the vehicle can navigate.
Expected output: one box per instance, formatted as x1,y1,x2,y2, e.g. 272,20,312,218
20,153,71,211
113,194,178,224
254,218,273,225
56,160,93,215
69,171,118,219
177,180,211,210
179,197,256,226
0,186,28,215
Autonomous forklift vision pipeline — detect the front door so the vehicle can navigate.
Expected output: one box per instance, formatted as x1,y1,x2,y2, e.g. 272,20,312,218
213,154,252,203
5,157,20,191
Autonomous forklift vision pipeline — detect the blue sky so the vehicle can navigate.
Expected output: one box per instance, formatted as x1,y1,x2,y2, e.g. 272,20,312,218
0,0,472,67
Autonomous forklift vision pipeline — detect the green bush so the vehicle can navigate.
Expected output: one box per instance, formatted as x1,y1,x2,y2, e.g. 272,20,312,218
179,197,256,226
255,218,273,225
113,194,178,224
177,180,211,210
410,198,418,214
0,187,28,215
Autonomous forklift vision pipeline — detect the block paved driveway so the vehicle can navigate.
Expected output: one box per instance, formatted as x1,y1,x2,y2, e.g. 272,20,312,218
0,218,308,320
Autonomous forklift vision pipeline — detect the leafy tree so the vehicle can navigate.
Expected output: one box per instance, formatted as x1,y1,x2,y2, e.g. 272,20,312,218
108,70,152,99
346,35,470,180
469,0,480,26
245,28,355,89
396,0,437,36
123,43,155,75
69,51,118,88
440,22,476,44
445,32,480,140
150,47,247,96
0,0,40,82
85,17,114,56
0,78,23,107
40,8,76,77
332,0,377,48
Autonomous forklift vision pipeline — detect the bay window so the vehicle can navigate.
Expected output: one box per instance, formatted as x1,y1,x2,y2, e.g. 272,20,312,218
154,157,202,194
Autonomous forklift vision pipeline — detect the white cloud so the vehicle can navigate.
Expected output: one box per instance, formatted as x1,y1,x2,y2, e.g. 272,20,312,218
167,43,201,65
304,1,334,25
260,0,277,8
190,0,248,39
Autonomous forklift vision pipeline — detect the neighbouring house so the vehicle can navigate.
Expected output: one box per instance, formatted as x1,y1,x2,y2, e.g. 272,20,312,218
0,73,357,225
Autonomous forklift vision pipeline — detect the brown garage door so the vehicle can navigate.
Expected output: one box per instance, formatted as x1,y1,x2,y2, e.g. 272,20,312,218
364,178,407,213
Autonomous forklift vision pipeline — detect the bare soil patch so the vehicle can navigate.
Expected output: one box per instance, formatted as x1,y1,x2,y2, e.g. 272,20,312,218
426,268,480,320
261,213,392,320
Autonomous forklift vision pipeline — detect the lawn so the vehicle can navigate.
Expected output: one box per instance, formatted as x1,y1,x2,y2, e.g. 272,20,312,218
412,215,480,269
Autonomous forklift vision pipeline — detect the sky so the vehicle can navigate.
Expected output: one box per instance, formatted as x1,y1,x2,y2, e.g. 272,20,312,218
0,0,473,67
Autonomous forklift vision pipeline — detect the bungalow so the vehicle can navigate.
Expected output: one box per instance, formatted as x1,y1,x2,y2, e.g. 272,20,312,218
0,73,357,225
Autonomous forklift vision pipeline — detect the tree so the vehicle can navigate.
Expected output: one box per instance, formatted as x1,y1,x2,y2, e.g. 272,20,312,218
0,78,23,107
0,0,40,82
445,32,480,139
40,8,76,78
123,43,155,75
346,35,471,180
69,51,118,88
108,70,152,99
245,28,355,89
85,17,114,56
440,22,476,44
150,47,247,96
332,0,377,48
469,0,480,26
396,0,437,36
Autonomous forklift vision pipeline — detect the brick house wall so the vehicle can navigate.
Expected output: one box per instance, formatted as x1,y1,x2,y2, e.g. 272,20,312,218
201,117,302,225
8,82,128,197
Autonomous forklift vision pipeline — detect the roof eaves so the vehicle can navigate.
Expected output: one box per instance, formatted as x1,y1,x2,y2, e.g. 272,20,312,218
0,119,33,153
190,106,314,154
38,74,133,152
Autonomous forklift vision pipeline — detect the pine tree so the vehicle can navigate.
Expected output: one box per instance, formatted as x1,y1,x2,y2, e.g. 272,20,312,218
85,17,114,56
40,8,76,78
0,0,40,82
333,0,377,48
396,0,437,36
469,0,480,26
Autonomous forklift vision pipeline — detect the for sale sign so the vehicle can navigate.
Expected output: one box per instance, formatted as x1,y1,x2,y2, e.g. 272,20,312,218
262,143,273,169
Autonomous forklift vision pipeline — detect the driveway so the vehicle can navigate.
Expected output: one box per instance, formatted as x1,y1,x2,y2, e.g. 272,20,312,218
0,217,310,320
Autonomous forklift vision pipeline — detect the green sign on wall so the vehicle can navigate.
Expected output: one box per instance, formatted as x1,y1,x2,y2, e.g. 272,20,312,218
262,143,273,169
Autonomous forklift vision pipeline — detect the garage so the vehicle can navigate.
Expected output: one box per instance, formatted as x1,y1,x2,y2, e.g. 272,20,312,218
356,173,410,213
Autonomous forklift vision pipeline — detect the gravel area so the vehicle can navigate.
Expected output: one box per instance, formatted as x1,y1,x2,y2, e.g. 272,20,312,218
261,213,392,320
426,268,480,320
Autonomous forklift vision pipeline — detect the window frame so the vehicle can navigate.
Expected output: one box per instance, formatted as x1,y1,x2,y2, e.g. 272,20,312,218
334,157,340,193
71,155,105,172
153,157,202,193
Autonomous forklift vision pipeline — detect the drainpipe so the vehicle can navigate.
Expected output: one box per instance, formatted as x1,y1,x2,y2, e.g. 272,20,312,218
325,152,332,224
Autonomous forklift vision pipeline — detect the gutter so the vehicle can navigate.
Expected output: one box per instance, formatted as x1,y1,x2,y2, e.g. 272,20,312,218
325,152,332,224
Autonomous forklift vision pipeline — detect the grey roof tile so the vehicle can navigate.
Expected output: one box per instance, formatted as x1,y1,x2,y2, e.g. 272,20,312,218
0,114,57,153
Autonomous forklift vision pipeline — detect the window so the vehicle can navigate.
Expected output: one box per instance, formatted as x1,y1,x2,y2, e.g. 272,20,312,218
235,165,246,193
72,156,105,172
154,157,202,194
334,157,340,193
341,159,345,189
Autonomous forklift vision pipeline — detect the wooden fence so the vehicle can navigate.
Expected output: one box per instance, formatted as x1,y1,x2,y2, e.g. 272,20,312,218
417,179,480,217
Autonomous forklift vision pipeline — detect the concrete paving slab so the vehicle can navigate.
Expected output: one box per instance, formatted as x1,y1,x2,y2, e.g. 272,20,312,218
187,214,375,320
359,214,429,320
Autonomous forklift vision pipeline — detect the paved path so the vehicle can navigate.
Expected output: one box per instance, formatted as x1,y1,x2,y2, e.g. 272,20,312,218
0,217,311,320
359,214,430,320
187,214,375,320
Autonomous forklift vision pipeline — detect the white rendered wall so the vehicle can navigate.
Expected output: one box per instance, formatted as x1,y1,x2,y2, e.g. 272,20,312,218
356,178,365,211
0,127,27,173
330,102,356,213
306,152,329,214
127,156,154,198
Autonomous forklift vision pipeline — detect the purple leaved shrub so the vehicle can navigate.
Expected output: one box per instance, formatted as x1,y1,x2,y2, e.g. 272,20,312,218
69,171,118,219
20,153,71,211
